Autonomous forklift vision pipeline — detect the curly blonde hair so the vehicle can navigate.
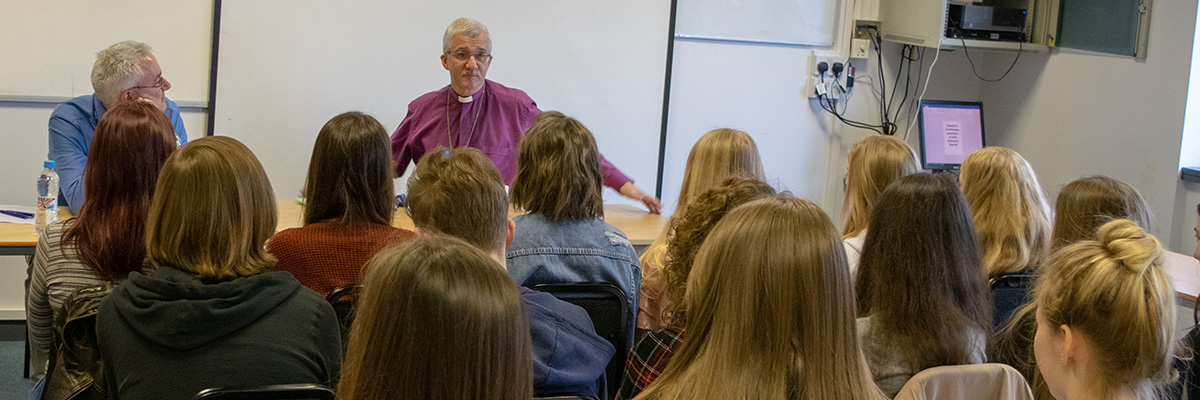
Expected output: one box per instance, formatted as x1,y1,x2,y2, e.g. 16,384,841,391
660,177,775,328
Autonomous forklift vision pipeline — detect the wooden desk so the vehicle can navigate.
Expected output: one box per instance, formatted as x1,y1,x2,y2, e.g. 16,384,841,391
0,209,71,256
278,200,665,246
1,200,667,256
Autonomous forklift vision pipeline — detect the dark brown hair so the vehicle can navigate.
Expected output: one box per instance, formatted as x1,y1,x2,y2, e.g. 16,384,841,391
855,173,992,371
337,233,532,400
303,112,395,226
1051,175,1152,249
660,177,776,328
147,136,277,280
510,111,603,222
64,101,176,282
406,147,508,253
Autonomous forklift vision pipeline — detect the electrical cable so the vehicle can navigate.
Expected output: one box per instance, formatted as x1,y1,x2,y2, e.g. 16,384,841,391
904,45,941,141
949,22,1022,83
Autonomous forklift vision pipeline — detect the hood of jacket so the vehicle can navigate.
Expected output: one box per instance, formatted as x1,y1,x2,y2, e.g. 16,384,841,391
107,266,300,351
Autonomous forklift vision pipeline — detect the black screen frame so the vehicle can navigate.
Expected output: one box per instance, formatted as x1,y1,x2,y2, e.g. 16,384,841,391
917,99,986,171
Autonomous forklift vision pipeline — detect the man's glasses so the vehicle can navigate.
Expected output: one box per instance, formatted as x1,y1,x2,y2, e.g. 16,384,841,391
448,51,492,63
129,78,165,90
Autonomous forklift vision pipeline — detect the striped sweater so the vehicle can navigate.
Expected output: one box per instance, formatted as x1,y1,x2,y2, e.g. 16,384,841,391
26,219,109,377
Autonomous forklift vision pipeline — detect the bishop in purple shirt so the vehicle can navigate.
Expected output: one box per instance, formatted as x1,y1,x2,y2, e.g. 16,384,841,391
390,17,662,213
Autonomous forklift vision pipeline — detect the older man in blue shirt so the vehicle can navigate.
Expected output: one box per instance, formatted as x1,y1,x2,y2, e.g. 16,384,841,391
48,41,187,214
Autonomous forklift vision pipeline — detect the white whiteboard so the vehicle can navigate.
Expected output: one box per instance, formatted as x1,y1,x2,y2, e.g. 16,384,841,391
214,0,671,203
0,0,212,102
675,0,839,46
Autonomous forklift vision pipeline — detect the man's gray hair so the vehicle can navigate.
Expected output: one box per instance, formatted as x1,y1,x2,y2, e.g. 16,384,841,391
91,41,153,106
442,17,491,54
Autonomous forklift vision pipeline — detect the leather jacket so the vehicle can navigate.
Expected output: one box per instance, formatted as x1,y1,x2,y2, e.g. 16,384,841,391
42,284,111,400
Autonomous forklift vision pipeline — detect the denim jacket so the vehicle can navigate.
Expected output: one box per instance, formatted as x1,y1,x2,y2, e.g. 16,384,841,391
507,212,642,345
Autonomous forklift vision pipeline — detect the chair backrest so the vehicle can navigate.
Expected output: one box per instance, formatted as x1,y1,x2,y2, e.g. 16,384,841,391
530,282,630,400
192,383,335,400
893,363,1034,400
325,283,363,351
990,274,1036,328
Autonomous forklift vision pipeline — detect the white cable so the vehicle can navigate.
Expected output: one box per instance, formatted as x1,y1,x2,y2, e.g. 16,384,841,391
904,46,941,141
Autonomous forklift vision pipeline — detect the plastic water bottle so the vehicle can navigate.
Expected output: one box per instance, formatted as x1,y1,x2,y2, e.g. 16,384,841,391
36,160,59,234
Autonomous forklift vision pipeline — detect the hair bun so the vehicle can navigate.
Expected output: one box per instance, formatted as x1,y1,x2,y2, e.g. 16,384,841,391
1094,219,1163,274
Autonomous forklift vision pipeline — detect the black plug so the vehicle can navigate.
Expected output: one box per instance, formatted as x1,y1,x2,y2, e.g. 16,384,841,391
817,61,829,78
831,62,844,77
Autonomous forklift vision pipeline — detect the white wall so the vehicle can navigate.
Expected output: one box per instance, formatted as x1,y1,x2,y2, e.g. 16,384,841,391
213,0,671,207
660,37,984,219
978,0,1200,253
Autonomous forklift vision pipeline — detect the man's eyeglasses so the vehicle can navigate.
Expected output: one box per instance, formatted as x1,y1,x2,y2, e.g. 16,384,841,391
448,51,492,63
129,79,165,90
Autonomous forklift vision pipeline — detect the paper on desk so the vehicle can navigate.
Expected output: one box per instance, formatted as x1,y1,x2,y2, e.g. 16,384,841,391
1164,250,1200,300
0,204,37,225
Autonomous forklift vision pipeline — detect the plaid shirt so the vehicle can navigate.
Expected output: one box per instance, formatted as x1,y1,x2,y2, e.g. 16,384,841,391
615,327,684,400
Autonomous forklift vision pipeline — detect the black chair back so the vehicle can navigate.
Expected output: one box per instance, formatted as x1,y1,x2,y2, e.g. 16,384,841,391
531,282,630,400
990,274,1036,328
325,284,363,351
193,384,335,400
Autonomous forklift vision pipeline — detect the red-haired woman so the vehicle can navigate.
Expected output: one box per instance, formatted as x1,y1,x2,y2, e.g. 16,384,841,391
27,101,177,377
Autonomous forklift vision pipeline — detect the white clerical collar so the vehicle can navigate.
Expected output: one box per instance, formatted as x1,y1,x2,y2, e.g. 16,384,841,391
458,95,473,103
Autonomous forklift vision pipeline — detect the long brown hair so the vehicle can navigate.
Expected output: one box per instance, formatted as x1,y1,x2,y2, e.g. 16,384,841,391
659,177,775,328
840,135,920,239
63,101,176,282
146,136,277,280
637,196,879,400
1051,175,1152,249
960,147,1052,277
510,111,603,222
337,234,532,400
303,112,395,226
855,173,992,371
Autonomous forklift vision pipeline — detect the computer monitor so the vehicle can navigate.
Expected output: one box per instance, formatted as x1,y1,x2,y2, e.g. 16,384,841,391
917,100,986,171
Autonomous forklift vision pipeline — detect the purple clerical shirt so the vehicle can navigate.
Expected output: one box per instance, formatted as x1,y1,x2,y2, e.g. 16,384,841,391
391,80,632,190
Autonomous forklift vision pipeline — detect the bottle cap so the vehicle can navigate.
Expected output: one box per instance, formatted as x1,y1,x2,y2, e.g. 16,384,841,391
44,160,55,169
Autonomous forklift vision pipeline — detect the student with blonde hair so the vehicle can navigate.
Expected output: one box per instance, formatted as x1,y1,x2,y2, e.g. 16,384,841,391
96,137,341,400
508,111,641,345
995,175,1156,399
638,128,764,330
839,135,920,274
633,195,881,400
1033,219,1178,400
336,234,533,400
960,146,1052,277
269,112,414,297
855,173,991,397
616,177,776,399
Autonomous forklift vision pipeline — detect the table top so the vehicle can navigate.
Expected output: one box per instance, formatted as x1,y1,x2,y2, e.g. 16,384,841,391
1,200,667,251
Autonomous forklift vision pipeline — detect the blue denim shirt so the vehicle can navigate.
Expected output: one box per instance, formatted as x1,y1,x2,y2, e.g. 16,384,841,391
48,94,187,214
507,212,642,345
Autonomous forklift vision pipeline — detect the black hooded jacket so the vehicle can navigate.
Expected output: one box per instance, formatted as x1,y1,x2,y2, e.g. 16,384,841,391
96,266,341,400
